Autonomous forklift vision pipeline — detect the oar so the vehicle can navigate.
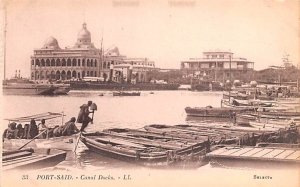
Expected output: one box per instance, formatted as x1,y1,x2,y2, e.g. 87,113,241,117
18,129,47,150
73,131,82,152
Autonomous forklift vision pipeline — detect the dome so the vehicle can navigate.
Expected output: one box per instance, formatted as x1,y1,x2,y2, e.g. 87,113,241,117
77,23,91,43
43,36,60,49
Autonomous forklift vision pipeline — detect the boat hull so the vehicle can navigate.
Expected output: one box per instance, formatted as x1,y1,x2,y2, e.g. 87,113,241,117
3,135,77,151
3,84,56,95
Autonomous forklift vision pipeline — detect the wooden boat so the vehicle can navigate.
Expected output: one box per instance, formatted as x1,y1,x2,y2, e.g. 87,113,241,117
144,124,277,146
3,112,78,151
221,98,277,109
207,146,300,167
185,106,252,118
2,148,67,170
3,135,78,151
80,131,209,165
112,91,141,96
236,112,300,126
223,92,274,101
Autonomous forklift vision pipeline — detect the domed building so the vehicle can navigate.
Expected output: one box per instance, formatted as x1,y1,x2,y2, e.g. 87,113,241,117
30,23,102,81
30,23,155,83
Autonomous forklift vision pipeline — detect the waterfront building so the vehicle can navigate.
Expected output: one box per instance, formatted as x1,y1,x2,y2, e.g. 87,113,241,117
180,51,254,82
103,47,155,83
31,23,102,82
30,23,155,83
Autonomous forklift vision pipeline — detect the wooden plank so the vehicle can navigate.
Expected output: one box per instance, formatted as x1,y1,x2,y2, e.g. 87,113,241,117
209,148,229,155
285,151,300,160
2,151,32,161
262,149,285,158
2,155,43,166
241,148,264,157
3,155,46,170
251,149,274,158
230,148,254,156
274,150,296,159
218,148,243,156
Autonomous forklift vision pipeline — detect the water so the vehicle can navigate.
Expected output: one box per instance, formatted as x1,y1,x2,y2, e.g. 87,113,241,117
2,90,298,173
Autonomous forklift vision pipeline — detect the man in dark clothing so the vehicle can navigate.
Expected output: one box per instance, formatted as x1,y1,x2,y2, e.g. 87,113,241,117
27,119,38,139
61,117,79,136
77,101,93,132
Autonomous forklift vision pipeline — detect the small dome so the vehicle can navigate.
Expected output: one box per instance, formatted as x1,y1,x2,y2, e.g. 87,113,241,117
43,36,60,49
77,23,91,43
106,47,120,56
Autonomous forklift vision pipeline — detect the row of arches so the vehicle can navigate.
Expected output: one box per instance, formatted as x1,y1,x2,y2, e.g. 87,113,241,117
31,70,98,80
31,58,99,68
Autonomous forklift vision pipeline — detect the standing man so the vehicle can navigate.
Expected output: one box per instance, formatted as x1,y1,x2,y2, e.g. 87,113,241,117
77,101,93,132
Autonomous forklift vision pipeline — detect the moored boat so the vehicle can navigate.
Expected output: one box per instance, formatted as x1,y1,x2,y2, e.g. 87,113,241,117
185,106,253,118
3,112,78,151
112,91,141,96
80,131,209,166
2,148,67,170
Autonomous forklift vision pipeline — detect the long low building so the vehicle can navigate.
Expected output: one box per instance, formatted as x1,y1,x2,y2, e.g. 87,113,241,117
181,51,254,82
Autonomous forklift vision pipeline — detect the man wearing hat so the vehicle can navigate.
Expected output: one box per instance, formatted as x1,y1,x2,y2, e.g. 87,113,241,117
77,101,93,132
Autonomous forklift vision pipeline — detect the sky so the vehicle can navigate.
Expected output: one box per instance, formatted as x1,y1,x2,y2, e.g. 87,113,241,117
1,0,299,78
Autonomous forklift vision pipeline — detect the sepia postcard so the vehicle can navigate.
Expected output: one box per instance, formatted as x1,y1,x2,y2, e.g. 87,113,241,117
1,0,299,187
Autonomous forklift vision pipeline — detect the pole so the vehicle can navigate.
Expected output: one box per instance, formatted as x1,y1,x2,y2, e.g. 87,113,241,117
3,7,7,80
18,129,47,150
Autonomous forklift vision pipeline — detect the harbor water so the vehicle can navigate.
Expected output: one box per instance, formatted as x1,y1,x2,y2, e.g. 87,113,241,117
2,90,298,173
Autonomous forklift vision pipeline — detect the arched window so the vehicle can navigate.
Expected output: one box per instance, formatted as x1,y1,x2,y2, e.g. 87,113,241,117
82,59,85,66
67,71,72,80
87,59,90,67
62,59,66,66
51,71,55,79
72,71,77,78
78,59,81,66
67,58,71,66
72,59,76,66
35,59,40,66
41,59,45,66
77,72,81,79
91,59,94,67
94,71,97,77
56,59,61,66
61,70,66,80
95,60,97,67
46,59,50,66
31,60,34,66
51,59,55,66
87,71,90,76
56,71,60,80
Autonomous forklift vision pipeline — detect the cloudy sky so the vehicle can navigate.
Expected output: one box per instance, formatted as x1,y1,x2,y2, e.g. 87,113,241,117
2,0,299,78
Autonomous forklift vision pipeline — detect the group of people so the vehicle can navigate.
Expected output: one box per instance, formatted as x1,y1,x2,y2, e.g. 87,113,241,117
3,101,95,140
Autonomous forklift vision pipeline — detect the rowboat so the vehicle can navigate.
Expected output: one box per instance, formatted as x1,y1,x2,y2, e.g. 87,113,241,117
80,131,209,166
112,91,141,96
2,148,67,171
3,112,78,151
185,106,252,118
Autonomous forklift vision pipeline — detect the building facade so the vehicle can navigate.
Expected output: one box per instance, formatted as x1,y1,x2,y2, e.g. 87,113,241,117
180,51,254,82
30,23,155,83
102,47,155,83
31,23,102,82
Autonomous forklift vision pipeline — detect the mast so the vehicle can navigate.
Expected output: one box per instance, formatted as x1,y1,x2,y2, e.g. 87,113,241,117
3,7,7,80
